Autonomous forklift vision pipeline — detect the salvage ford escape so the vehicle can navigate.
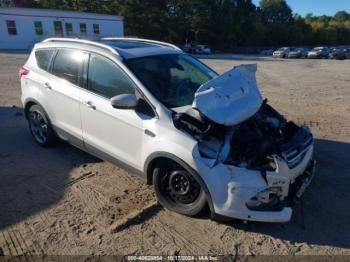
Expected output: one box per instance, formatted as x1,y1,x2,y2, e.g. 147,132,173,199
20,38,315,222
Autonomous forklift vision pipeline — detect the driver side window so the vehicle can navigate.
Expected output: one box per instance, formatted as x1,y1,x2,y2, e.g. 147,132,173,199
87,53,136,98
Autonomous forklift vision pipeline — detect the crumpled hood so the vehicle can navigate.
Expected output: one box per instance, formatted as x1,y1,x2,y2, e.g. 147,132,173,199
193,64,263,126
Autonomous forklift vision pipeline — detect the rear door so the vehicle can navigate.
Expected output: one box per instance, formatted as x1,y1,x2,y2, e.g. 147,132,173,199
79,53,149,170
46,48,88,147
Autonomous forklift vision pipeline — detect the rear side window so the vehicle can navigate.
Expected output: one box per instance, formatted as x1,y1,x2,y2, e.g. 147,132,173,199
51,49,86,86
87,53,136,98
35,49,54,71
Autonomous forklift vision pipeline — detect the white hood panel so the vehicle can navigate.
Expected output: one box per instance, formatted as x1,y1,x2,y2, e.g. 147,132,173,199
193,64,263,126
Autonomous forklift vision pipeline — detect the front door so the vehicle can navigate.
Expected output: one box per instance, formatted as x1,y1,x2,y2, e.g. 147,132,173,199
80,53,148,170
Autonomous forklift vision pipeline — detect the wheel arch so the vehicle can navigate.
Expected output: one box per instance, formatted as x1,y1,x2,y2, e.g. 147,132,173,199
24,98,56,135
24,98,43,120
144,151,215,216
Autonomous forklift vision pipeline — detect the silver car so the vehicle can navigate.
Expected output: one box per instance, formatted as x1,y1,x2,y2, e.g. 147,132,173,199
307,47,330,59
273,47,295,58
287,48,309,58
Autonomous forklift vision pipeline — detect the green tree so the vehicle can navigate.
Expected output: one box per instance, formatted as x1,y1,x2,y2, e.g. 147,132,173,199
334,11,349,22
7,0,350,51
116,0,169,40
0,0,14,7
258,0,293,24
257,0,294,46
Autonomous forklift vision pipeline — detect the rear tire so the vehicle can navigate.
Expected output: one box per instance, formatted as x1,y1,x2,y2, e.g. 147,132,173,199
153,160,207,216
28,104,57,147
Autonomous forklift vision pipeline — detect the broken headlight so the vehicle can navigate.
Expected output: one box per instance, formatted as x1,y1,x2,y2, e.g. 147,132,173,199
246,187,283,211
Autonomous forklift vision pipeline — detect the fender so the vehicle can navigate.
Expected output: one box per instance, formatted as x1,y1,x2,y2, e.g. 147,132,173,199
23,98,46,119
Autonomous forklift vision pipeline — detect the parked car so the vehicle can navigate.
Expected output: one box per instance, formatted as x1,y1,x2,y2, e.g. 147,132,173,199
329,47,346,60
287,48,309,58
307,47,330,59
20,37,315,223
193,44,211,54
180,43,191,53
272,47,295,58
345,48,350,59
260,49,273,56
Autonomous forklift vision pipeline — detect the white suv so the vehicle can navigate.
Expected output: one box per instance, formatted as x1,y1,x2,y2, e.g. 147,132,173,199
20,37,315,223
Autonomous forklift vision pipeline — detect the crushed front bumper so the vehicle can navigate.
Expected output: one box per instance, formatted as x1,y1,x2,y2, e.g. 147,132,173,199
198,145,315,223
288,159,316,205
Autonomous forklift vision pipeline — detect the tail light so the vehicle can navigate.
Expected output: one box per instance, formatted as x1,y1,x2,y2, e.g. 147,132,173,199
19,67,29,77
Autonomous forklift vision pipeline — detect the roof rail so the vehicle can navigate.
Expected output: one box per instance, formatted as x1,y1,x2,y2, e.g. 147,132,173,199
42,38,119,56
101,37,182,51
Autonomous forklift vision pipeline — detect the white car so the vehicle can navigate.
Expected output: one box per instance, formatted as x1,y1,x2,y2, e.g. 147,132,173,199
20,37,315,223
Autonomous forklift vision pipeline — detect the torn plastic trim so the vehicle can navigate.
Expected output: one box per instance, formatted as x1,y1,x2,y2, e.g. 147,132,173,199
193,64,263,126
193,144,314,222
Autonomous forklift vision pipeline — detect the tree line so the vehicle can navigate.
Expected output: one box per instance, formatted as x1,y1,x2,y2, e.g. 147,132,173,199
3,0,350,51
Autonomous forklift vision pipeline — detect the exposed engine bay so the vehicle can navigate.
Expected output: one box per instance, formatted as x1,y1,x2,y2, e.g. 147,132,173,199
172,64,314,222
173,99,313,171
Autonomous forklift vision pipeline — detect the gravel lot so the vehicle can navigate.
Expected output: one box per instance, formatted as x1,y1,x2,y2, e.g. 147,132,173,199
0,52,349,257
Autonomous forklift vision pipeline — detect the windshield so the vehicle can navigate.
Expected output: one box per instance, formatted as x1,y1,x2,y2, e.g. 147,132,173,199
312,47,323,51
278,47,288,51
125,54,216,107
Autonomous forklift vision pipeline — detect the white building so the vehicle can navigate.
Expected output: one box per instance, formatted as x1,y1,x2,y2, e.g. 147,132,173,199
0,7,124,49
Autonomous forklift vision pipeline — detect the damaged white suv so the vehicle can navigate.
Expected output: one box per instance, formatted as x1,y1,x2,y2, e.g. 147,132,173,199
20,38,315,223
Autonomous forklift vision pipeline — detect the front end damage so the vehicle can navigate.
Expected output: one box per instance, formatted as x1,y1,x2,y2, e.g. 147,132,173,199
173,64,315,222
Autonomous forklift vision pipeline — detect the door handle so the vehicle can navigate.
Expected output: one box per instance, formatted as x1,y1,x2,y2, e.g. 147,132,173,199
44,82,52,90
82,101,96,110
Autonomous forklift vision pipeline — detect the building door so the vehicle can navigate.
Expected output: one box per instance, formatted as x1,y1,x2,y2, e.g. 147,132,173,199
65,22,73,36
53,21,63,36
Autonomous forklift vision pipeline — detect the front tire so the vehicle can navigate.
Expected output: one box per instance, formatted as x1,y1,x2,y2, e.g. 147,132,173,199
28,104,57,147
153,161,207,216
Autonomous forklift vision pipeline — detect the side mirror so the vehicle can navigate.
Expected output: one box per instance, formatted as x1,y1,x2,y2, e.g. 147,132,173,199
110,94,138,109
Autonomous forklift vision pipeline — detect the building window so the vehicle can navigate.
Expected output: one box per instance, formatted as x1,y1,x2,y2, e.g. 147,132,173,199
6,20,17,35
65,23,73,36
34,21,43,35
93,24,99,35
53,21,63,36
80,23,86,34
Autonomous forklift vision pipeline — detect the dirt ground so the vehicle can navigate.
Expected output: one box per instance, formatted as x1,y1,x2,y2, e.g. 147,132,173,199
0,52,349,257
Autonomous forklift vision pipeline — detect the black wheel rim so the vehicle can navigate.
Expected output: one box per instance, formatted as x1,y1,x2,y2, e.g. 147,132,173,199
160,168,201,206
29,111,48,144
